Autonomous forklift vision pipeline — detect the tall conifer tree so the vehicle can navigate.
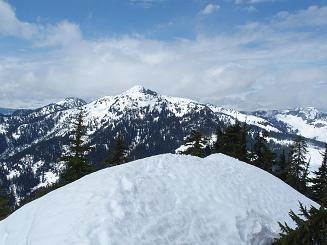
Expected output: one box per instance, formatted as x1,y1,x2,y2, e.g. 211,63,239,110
60,110,93,184
311,143,327,203
286,136,309,193
277,149,288,180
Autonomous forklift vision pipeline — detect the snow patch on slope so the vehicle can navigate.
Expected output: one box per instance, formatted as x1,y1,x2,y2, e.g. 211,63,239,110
276,113,327,142
0,154,316,245
209,106,280,133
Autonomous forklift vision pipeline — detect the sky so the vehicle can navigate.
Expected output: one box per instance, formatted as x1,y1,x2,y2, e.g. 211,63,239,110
0,0,326,111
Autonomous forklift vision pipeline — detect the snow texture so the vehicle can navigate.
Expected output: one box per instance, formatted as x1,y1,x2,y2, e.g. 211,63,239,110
0,153,317,245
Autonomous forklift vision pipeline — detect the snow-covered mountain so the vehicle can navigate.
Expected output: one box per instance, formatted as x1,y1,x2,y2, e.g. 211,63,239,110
0,85,325,201
0,154,317,245
251,107,327,143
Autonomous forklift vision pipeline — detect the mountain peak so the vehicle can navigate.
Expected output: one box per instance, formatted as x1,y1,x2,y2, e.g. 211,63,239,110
56,97,87,108
122,85,158,97
292,106,321,120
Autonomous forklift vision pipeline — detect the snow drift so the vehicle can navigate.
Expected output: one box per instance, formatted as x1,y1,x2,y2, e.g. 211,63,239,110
0,154,317,245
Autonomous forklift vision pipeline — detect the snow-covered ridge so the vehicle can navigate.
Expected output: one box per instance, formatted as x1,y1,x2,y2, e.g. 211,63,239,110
0,85,326,201
0,154,317,245
208,106,281,133
4,86,324,139
77,85,279,133
55,97,87,108
1,85,326,163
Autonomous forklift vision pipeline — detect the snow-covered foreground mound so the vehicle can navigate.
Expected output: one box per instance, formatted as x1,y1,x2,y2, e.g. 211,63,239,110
0,154,316,245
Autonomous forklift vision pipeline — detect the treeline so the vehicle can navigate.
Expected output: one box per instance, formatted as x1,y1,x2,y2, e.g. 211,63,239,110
180,121,327,243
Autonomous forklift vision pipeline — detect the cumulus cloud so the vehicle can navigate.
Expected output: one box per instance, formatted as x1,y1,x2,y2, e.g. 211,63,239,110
0,0,36,38
0,0,82,48
201,4,220,15
36,21,83,48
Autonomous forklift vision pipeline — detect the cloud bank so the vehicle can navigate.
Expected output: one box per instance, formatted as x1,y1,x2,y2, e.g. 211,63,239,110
0,1,326,112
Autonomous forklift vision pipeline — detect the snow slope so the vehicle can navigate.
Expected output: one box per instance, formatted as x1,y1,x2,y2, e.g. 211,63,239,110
252,107,327,143
0,154,316,245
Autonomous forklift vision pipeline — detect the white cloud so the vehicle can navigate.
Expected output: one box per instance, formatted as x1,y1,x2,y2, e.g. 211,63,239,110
0,0,82,48
1,26,326,110
0,0,37,38
273,5,327,28
201,4,220,15
36,21,83,47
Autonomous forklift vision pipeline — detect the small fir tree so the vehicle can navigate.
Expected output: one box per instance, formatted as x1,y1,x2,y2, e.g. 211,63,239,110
60,110,93,184
182,130,205,157
108,133,128,166
274,201,327,244
311,144,327,203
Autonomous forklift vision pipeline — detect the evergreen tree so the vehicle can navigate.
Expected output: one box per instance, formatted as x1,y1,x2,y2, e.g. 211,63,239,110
60,110,93,184
274,201,327,244
0,186,10,220
286,136,309,193
213,127,223,154
276,149,288,180
239,123,249,162
108,133,128,166
251,130,274,171
217,121,248,161
182,130,205,157
311,144,327,203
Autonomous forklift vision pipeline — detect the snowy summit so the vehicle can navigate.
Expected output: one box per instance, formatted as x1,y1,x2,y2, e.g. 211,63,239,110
0,154,316,245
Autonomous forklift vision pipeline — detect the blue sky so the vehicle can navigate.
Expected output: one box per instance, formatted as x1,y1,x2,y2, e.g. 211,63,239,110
7,0,326,40
0,0,327,110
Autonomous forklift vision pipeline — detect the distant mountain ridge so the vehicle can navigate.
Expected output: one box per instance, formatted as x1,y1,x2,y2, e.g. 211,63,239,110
250,107,327,143
0,108,17,115
0,85,325,201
